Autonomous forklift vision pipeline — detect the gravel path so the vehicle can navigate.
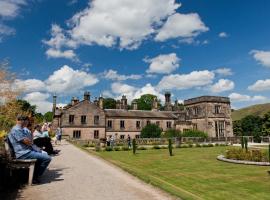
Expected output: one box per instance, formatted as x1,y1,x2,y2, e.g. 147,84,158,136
18,141,176,200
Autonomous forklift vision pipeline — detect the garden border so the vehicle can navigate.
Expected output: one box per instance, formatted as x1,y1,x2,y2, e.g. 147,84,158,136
217,155,270,166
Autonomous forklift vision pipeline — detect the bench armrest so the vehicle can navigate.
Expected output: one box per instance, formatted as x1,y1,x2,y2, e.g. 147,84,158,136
11,159,37,163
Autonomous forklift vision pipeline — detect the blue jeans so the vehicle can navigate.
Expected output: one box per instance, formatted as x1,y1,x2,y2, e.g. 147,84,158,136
20,151,51,177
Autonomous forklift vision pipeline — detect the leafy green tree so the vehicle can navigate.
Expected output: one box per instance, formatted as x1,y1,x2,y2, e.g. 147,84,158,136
233,120,243,136
17,99,37,115
182,130,208,138
103,98,116,109
136,94,160,110
34,113,44,124
262,111,270,136
44,111,53,122
162,129,181,138
241,115,263,142
140,124,162,138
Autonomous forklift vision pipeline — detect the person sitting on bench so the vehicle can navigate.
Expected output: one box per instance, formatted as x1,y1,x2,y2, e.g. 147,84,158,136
8,115,51,183
33,124,59,155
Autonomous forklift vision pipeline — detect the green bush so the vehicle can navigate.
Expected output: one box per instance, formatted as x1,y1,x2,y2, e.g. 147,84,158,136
153,145,161,149
137,146,147,150
180,144,189,148
207,143,214,147
226,148,268,162
122,146,130,151
195,143,201,147
163,129,181,138
105,146,113,151
140,124,162,138
215,143,219,146
188,143,193,148
168,138,173,156
182,130,208,138
114,146,121,151
202,144,209,147
132,139,137,154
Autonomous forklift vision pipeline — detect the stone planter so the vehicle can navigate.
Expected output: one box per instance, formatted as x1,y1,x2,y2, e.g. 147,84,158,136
217,155,270,166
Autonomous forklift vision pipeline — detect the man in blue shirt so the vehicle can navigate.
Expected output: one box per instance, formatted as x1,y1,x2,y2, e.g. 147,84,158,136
8,115,51,183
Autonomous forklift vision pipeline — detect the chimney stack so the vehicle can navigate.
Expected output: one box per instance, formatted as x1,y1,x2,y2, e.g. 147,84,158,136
52,94,57,114
152,97,158,111
121,95,128,110
84,91,90,101
99,96,104,109
116,100,121,109
132,100,138,110
164,92,172,111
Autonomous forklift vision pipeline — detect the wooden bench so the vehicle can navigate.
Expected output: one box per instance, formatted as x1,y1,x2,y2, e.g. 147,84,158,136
4,138,36,185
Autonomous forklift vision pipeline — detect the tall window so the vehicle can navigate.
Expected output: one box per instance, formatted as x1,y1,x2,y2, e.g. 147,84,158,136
146,120,150,125
120,135,125,139
94,115,99,125
94,130,99,139
120,120,125,129
194,106,199,115
215,121,225,138
156,121,160,126
73,130,81,138
107,120,112,128
81,115,86,124
166,121,172,128
69,115,75,124
214,105,221,114
136,121,141,129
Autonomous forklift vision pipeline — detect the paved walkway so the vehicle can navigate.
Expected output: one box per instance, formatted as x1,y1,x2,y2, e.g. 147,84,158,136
18,141,176,200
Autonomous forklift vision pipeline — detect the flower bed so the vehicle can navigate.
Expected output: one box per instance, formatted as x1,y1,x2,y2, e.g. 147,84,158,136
217,155,270,166
226,148,269,162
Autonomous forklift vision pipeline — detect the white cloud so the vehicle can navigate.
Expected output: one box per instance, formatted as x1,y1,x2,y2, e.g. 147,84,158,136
0,0,27,18
103,69,142,81
23,92,52,114
210,79,234,93
213,68,233,76
157,70,215,90
45,65,98,94
250,50,270,68
145,53,180,74
13,79,46,92
43,24,78,61
218,32,228,38
155,13,209,42
248,79,270,91
229,92,267,102
45,48,78,61
110,82,164,103
44,0,208,53
0,0,29,41
68,0,180,49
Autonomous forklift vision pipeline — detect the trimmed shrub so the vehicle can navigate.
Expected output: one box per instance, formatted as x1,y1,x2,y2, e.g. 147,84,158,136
207,143,214,147
168,138,173,156
114,146,121,151
140,124,162,138
162,129,181,138
226,148,268,162
195,143,201,148
188,143,193,148
180,144,189,148
105,146,113,151
241,136,244,149
153,145,161,149
137,146,147,150
132,139,137,154
182,130,208,138
122,146,130,151
215,143,219,146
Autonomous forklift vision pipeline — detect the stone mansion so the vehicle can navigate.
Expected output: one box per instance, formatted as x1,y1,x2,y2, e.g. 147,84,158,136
52,92,233,140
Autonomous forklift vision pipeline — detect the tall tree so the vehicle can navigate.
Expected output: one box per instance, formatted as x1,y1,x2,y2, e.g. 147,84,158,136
262,111,270,136
141,124,162,138
136,94,160,110
103,98,116,109
44,111,53,122
241,115,263,142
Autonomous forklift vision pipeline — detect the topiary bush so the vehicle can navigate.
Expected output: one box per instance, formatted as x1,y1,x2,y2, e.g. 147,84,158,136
114,146,121,151
132,139,137,154
195,143,201,147
168,138,173,156
182,130,208,138
105,146,113,151
153,145,161,149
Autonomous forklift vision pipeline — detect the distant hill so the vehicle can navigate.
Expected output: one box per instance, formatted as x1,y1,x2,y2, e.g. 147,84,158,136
232,103,270,121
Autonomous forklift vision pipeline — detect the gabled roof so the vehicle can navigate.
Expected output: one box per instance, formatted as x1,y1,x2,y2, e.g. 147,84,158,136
104,109,177,119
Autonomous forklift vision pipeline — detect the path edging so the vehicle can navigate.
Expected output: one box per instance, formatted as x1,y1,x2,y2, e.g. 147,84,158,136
217,155,270,166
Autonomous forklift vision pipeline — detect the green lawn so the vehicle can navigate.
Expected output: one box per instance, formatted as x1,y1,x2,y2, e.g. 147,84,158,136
89,147,270,200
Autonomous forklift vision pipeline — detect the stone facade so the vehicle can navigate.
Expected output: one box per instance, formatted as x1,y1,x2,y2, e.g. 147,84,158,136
53,92,233,140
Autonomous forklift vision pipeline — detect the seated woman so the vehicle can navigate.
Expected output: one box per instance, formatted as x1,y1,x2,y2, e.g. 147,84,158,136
33,124,59,155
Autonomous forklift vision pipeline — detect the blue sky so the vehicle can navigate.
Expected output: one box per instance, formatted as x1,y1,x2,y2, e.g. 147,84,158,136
1,0,270,113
